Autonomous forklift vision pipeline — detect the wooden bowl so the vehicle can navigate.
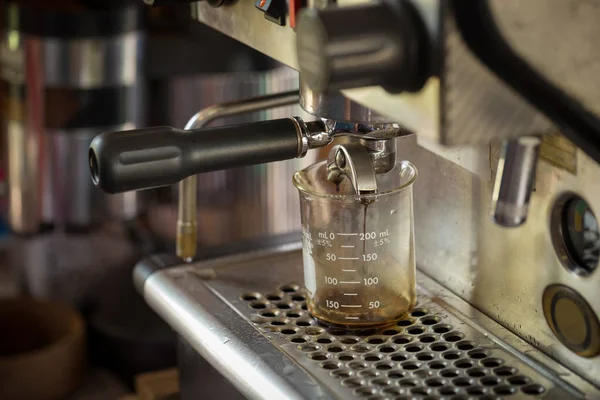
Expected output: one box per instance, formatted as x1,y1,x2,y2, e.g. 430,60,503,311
0,298,86,400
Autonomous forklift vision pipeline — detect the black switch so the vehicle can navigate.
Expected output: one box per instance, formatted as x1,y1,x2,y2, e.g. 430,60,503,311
255,0,286,26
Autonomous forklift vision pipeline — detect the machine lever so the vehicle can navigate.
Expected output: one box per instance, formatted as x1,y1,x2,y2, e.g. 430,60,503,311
89,118,314,194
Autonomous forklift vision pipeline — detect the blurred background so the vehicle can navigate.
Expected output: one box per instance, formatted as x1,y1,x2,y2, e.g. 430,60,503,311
0,1,311,398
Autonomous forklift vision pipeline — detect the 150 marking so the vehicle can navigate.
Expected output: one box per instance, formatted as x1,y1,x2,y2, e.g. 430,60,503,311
326,300,340,309
362,253,378,262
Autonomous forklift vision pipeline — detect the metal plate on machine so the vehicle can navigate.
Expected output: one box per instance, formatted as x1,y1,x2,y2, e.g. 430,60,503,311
539,134,577,174
142,246,598,399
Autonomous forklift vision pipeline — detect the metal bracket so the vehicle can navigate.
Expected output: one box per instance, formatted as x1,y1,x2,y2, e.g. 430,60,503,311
327,142,378,195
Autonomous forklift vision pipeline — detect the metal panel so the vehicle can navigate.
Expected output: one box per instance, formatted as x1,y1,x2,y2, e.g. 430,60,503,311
491,0,600,119
403,136,600,387
441,12,553,145
475,150,600,387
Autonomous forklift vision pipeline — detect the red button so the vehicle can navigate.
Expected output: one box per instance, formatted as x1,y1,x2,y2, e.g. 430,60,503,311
289,0,303,29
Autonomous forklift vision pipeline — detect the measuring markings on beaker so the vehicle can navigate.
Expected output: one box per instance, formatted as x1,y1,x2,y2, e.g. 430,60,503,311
295,160,417,326
315,227,393,319
316,230,391,245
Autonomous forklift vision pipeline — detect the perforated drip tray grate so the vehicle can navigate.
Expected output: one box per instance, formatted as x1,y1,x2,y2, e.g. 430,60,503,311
239,284,549,399
143,248,592,399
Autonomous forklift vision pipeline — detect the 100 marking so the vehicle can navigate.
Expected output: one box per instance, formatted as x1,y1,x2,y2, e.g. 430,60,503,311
324,276,379,285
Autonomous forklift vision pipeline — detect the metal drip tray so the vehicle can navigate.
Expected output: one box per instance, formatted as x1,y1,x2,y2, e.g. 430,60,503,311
137,243,598,399
243,288,547,399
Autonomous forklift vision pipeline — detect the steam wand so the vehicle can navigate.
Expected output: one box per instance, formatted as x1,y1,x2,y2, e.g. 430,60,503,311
177,91,301,261
88,92,407,262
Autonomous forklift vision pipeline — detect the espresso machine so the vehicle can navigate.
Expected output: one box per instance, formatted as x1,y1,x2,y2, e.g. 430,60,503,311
90,0,600,398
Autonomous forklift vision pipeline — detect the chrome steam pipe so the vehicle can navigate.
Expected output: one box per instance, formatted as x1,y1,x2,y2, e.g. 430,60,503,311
177,91,301,261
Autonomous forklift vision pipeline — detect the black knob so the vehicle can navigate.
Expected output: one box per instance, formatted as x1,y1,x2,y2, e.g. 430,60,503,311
296,0,429,94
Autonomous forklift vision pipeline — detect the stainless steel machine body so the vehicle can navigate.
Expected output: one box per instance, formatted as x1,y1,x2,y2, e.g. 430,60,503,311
126,134,600,397
81,0,600,397
131,136,600,398
182,0,600,394
400,135,600,388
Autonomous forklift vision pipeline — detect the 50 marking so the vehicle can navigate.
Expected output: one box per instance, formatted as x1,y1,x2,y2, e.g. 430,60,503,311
369,301,381,309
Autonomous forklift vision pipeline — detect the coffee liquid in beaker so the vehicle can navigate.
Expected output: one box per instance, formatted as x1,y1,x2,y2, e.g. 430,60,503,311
295,160,418,328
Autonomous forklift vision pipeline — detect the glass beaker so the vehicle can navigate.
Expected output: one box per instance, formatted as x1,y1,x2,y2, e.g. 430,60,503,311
293,159,417,327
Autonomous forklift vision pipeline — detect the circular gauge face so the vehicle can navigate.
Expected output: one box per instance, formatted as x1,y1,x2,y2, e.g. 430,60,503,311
559,196,600,275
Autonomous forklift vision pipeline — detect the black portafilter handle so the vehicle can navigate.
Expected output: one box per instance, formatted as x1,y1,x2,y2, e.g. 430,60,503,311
89,118,309,194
